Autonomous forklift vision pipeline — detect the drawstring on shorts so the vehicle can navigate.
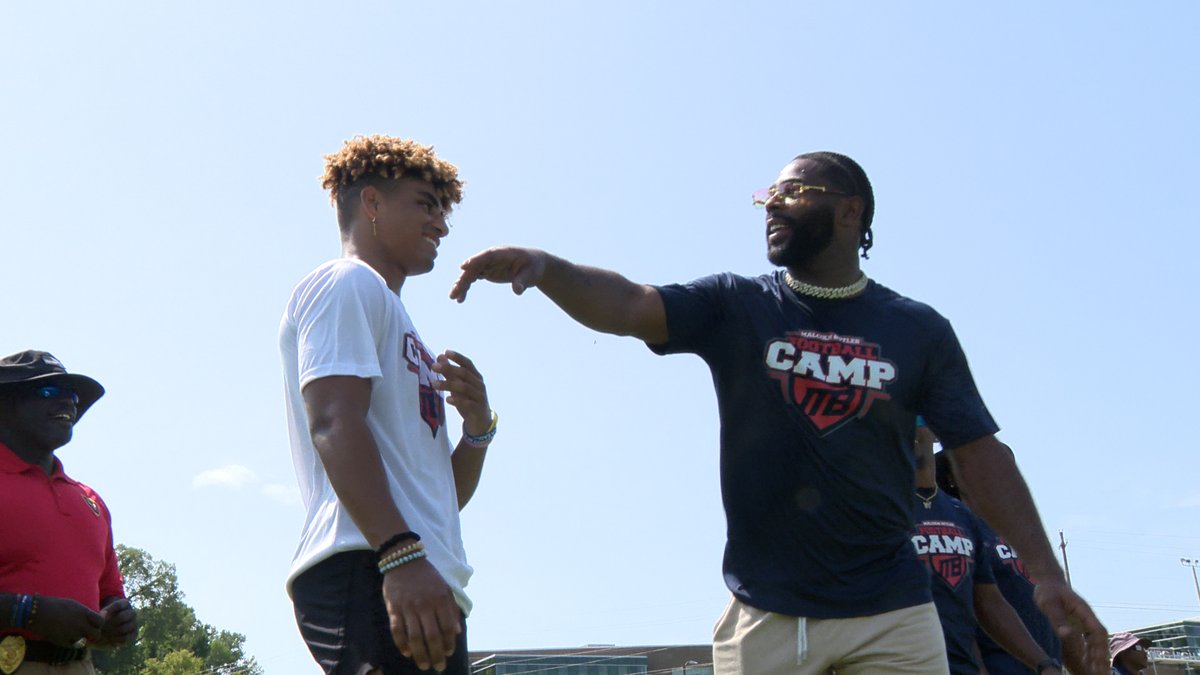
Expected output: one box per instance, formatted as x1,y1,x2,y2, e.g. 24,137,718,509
796,616,809,665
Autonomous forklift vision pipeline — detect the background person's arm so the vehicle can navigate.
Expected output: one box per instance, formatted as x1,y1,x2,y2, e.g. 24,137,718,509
0,593,103,647
974,583,1058,673
95,596,136,647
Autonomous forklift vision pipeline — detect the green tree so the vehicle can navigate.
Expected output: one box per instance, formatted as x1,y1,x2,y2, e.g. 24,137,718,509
142,649,204,675
92,546,262,675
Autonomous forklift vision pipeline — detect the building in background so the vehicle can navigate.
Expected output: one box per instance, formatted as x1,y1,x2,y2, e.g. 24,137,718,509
1120,619,1200,674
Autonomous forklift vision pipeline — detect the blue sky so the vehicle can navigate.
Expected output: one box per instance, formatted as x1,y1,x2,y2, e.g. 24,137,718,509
2,2,1198,672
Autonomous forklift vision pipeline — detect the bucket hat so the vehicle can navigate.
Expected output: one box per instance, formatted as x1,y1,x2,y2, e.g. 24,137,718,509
0,350,105,419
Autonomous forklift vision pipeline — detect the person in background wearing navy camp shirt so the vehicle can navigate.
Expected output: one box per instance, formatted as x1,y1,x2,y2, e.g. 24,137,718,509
935,452,1088,675
449,151,1109,675
913,422,1062,675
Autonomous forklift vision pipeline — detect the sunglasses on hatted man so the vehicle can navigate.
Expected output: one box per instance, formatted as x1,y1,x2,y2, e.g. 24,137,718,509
30,385,80,404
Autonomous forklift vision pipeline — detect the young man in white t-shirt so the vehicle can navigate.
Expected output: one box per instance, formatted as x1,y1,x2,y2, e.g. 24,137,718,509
280,135,497,675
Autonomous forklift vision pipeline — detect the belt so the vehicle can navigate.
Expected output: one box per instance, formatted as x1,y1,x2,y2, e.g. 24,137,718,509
0,637,89,667
24,639,88,664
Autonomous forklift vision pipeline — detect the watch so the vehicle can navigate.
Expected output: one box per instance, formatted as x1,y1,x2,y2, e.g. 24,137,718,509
1035,657,1062,674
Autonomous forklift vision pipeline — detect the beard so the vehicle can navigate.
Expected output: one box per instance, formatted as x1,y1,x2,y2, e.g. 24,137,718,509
766,202,837,268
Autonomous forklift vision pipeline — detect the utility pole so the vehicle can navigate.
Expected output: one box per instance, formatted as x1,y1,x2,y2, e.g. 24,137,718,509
1181,558,1200,605
1059,531,1072,587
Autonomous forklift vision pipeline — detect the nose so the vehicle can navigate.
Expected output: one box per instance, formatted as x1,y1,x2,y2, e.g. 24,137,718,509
433,211,451,237
53,399,78,419
764,189,786,210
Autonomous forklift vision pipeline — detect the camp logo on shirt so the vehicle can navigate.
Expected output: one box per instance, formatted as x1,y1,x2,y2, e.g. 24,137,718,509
994,538,1034,582
81,493,101,516
403,333,445,437
763,329,896,435
912,520,976,589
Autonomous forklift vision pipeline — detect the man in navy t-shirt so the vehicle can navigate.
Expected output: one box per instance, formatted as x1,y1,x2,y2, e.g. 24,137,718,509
934,451,1085,675
914,424,1063,675
450,151,1109,675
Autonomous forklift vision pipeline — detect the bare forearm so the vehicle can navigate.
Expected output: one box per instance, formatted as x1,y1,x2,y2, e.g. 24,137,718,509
452,443,487,509
313,420,409,547
976,584,1051,668
537,254,667,343
951,438,1063,583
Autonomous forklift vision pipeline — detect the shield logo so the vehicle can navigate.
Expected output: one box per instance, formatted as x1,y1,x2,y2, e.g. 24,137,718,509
932,553,969,589
764,331,896,437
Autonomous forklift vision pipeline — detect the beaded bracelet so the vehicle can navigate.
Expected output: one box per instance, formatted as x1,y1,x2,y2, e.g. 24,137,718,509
378,549,428,575
378,542,425,567
375,531,421,560
9,594,26,628
7,594,36,630
462,410,499,448
26,595,38,629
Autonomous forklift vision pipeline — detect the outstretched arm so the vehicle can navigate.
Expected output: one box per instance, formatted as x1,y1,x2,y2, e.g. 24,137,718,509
950,436,1109,675
451,247,668,344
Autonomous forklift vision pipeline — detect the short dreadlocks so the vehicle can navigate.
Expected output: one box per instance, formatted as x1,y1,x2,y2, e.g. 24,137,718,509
321,135,464,231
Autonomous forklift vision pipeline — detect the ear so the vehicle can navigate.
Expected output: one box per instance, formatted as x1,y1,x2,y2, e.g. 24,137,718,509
359,185,381,222
838,195,866,230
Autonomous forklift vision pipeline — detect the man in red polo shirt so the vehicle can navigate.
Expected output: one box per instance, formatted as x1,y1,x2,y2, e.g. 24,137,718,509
0,350,136,674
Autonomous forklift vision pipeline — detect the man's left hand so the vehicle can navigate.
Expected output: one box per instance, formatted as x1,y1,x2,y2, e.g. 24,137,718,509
432,350,491,435
1033,580,1108,675
96,598,137,647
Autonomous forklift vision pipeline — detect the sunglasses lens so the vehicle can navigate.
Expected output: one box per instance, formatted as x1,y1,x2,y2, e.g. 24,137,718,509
751,188,771,207
36,386,79,403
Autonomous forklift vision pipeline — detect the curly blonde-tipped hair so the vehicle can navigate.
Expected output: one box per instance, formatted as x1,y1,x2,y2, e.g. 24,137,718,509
321,135,464,227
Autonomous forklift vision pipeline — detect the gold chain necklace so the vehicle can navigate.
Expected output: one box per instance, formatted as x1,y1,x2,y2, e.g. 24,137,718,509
783,270,869,299
916,486,939,510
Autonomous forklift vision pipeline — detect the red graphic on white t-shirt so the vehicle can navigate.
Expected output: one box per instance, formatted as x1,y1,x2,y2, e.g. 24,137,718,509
404,333,445,437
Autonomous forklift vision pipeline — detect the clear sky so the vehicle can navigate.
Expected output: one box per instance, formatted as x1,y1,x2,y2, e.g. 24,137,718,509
2,2,1198,672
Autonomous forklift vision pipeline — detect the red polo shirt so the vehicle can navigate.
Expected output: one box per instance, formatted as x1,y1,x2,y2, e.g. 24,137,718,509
0,442,124,633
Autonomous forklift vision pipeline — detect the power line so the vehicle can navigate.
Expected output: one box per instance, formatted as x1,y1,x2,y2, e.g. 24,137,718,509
1091,602,1200,613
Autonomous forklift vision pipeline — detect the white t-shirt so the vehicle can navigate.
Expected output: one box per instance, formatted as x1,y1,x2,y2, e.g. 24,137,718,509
279,258,472,613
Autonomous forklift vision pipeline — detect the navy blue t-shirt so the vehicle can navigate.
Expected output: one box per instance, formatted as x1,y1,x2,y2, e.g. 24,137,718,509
650,271,999,618
912,490,995,675
976,520,1062,674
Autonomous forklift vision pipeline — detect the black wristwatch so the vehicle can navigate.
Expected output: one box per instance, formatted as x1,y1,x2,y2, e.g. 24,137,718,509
1035,657,1062,674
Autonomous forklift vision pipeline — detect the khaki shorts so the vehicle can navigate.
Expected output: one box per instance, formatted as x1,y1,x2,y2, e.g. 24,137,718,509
713,596,948,675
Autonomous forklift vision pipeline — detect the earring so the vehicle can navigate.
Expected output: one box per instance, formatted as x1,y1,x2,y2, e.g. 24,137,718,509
372,217,377,237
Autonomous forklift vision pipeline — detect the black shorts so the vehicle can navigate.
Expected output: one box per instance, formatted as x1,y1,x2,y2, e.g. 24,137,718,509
292,550,469,675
